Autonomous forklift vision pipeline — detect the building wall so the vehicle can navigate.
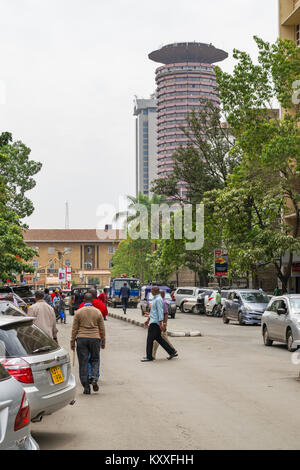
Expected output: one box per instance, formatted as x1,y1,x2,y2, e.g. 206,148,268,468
279,0,300,42
24,241,119,288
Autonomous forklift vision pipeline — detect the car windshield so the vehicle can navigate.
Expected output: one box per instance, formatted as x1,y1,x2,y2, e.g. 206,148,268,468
0,322,59,357
240,292,269,303
114,280,140,291
12,287,34,298
148,292,171,301
290,299,300,314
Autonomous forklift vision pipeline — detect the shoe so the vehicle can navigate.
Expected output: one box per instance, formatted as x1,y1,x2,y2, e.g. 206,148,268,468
91,380,99,392
141,358,153,362
83,385,91,394
167,351,178,360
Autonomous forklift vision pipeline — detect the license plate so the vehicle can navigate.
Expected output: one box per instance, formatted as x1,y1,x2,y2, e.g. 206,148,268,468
50,365,64,385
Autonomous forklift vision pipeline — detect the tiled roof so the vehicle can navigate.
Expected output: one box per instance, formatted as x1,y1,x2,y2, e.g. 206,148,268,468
23,229,124,243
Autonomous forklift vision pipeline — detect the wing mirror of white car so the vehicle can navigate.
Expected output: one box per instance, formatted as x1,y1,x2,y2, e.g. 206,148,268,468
277,308,287,315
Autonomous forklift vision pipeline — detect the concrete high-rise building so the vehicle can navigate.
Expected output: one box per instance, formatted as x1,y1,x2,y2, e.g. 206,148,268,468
148,42,227,195
134,97,157,197
279,0,300,43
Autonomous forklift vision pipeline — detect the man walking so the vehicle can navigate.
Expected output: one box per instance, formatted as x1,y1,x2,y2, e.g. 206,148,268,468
70,293,106,394
141,286,178,362
78,288,108,382
44,288,53,306
27,290,58,343
119,282,130,314
152,290,176,360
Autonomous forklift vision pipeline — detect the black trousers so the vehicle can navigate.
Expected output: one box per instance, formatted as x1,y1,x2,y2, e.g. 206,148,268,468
146,323,176,360
76,338,101,388
122,297,129,310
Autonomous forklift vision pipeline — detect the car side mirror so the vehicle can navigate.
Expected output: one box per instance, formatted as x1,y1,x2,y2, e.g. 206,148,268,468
277,308,287,315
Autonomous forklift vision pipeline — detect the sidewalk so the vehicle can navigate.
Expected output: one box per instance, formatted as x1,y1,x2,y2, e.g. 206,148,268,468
107,306,202,337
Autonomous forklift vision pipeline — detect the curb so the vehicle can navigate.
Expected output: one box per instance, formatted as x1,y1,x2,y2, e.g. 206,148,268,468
108,312,201,337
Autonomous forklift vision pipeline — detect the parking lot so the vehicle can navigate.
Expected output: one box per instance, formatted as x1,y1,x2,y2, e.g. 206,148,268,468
29,307,300,450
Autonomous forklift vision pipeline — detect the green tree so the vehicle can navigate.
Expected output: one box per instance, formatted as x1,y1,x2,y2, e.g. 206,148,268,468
209,36,300,291
0,132,42,222
0,132,41,281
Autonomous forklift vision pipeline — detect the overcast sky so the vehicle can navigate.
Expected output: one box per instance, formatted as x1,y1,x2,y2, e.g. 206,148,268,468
0,0,278,229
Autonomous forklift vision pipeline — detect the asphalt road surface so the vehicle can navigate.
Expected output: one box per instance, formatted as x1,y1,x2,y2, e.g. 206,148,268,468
31,308,300,450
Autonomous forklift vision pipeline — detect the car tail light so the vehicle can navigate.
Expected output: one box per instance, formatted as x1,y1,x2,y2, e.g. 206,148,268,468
14,392,30,431
1,358,34,384
208,297,214,301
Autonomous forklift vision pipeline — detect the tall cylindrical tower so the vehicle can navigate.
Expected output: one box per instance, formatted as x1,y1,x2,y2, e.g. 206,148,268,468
149,42,228,192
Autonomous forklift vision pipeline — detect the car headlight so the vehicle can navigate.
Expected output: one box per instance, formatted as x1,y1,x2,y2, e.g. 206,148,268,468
244,305,252,312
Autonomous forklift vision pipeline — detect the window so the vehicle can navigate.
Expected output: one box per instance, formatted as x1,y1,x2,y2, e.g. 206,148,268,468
297,25,300,46
108,246,114,254
49,263,55,270
87,246,92,255
48,247,55,254
32,259,39,269
65,259,71,266
0,321,59,357
64,247,71,254
143,109,148,115
109,259,114,269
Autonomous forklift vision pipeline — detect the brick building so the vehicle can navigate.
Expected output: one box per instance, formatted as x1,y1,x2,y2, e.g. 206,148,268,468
21,229,123,288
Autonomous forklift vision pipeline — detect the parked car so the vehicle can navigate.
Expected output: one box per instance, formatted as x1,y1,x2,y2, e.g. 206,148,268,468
262,294,300,352
206,290,230,316
174,287,208,312
0,362,39,450
182,289,214,314
61,289,71,309
0,315,76,422
0,300,26,317
140,286,176,318
222,289,269,325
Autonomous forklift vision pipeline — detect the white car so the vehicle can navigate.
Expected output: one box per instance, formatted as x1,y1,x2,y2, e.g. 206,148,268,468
205,290,230,316
174,287,209,312
0,362,39,450
182,289,214,314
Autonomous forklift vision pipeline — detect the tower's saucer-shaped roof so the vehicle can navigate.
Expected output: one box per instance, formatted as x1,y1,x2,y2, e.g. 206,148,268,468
149,42,228,65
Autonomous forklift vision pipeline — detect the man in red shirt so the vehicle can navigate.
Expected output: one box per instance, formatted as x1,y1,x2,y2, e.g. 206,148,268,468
78,288,108,319
98,288,108,320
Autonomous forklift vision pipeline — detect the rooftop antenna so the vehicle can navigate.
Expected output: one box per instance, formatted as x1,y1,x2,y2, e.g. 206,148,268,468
65,201,70,229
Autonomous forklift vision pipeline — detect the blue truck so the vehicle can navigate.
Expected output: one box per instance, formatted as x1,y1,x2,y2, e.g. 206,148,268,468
109,277,140,308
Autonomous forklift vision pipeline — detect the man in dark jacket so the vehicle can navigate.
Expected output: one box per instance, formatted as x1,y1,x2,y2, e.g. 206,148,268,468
119,282,130,314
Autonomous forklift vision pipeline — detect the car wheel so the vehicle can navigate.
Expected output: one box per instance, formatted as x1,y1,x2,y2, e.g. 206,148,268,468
223,310,229,324
238,311,244,325
206,308,213,317
182,303,191,313
287,329,297,352
192,305,200,314
263,326,273,346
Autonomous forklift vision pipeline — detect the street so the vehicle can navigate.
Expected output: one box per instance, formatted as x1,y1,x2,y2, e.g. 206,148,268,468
31,307,300,450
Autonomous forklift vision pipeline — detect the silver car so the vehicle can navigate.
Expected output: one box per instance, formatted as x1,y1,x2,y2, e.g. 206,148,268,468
0,315,76,422
174,287,207,312
0,362,39,450
262,295,300,351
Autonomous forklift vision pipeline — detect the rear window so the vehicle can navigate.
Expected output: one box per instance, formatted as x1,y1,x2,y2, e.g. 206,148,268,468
178,289,193,295
0,363,10,381
221,291,229,299
0,322,59,358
